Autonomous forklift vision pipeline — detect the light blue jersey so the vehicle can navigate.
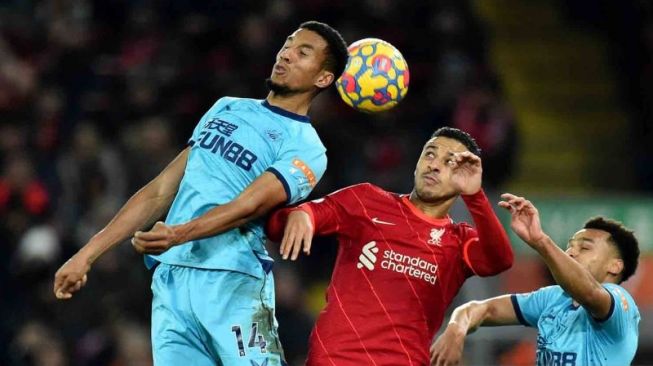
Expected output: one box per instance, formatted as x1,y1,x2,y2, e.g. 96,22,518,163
512,283,640,366
146,97,327,278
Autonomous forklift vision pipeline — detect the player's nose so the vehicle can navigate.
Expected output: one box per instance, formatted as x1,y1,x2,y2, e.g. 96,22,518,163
426,159,442,172
278,48,292,63
565,247,578,258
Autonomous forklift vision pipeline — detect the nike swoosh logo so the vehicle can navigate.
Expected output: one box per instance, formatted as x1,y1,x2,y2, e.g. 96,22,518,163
371,217,396,225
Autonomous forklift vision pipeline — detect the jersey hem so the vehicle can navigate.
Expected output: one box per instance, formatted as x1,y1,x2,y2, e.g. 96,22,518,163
267,167,291,204
593,287,616,323
511,294,531,327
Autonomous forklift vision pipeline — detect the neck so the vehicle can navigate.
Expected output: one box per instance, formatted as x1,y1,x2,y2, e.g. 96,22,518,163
266,91,314,116
408,191,457,219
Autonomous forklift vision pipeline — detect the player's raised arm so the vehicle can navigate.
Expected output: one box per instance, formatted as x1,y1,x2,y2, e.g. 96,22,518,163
430,295,518,366
131,171,288,254
451,152,513,276
499,193,613,319
53,147,190,299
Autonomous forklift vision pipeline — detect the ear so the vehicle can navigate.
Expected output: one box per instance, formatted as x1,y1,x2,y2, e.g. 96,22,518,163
314,70,335,89
607,258,624,278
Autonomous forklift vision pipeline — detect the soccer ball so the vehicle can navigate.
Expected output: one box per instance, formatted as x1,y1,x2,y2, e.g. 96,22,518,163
336,38,409,113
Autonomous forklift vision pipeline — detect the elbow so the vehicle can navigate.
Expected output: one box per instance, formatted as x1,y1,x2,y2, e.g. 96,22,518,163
499,247,515,272
475,246,514,277
494,238,515,273
579,283,607,307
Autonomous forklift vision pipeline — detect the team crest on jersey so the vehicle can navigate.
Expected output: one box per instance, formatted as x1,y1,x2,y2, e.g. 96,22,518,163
428,228,445,246
265,129,282,141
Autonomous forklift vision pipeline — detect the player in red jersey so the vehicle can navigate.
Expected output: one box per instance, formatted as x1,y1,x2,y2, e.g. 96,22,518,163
266,127,514,366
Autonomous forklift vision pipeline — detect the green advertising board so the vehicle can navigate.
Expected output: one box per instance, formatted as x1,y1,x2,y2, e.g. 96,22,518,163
496,196,653,254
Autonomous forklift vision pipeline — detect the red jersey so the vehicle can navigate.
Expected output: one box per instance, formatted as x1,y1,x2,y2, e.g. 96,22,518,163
266,183,513,366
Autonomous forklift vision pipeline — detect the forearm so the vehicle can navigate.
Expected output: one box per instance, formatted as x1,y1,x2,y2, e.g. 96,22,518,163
173,200,261,243
78,147,188,263
447,301,490,336
173,171,287,244
79,186,175,263
532,235,605,305
463,190,514,275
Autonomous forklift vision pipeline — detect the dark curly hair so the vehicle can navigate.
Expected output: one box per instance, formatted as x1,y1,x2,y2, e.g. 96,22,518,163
431,127,482,157
584,216,640,283
299,21,348,81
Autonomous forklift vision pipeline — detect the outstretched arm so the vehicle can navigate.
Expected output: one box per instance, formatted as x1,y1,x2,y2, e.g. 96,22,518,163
499,193,613,319
54,147,190,299
131,171,287,254
430,295,518,366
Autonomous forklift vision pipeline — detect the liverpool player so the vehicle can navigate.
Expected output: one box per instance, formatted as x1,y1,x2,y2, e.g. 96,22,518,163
266,127,514,366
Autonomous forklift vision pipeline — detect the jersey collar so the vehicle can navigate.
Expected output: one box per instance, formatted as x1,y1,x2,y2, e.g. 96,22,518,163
262,100,311,123
401,195,452,226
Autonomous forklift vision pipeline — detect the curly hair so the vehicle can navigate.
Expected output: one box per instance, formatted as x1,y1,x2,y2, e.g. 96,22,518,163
584,216,640,283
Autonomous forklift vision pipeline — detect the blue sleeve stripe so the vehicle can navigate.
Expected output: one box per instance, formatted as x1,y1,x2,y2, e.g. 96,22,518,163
188,139,196,147
594,288,616,323
267,167,291,204
511,294,531,327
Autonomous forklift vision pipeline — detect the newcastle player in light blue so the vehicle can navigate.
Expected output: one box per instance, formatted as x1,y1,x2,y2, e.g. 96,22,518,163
431,193,640,366
53,21,348,366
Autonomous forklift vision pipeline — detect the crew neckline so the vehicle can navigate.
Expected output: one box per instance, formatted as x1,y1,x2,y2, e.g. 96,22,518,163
400,195,452,226
262,100,311,123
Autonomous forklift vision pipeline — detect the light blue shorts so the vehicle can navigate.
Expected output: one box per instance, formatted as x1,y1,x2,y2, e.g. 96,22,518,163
151,263,286,366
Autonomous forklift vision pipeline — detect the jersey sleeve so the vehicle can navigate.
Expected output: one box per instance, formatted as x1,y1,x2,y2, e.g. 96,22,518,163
511,286,559,328
460,190,514,276
266,135,327,205
591,284,640,339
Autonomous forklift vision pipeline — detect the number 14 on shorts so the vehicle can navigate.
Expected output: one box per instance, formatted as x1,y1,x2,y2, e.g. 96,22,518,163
231,323,268,357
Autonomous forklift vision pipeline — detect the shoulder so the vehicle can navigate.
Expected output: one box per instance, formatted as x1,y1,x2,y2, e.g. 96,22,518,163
332,183,396,207
211,97,258,112
346,182,390,196
520,285,565,301
603,283,639,313
325,183,381,199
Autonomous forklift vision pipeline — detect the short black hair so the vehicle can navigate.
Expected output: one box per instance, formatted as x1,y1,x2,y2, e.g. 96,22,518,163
299,21,348,80
431,127,481,157
584,217,640,283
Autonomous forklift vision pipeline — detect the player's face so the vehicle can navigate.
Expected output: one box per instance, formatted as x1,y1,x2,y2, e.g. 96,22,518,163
268,29,333,95
413,137,468,202
565,229,623,282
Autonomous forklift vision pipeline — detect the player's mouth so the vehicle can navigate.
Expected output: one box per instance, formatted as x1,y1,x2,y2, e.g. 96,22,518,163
273,64,288,75
422,173,440,185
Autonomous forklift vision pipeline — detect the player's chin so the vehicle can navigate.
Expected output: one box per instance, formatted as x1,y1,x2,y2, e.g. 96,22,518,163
415,187,441,202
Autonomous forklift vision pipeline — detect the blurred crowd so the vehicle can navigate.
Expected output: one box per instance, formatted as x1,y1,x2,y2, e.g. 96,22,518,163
4,0,650,365
560,0,653,192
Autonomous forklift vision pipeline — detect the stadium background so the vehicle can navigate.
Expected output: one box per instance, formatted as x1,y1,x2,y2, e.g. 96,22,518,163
1,0,652,365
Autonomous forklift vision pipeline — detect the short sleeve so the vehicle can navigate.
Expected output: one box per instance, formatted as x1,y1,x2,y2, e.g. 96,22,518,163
511,286,559,328
267,139,327,205
593,284,640,339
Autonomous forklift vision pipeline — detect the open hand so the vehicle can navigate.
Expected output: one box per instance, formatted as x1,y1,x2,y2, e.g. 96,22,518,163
279,209,314,260
430,326,465,366
498,193,547,246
